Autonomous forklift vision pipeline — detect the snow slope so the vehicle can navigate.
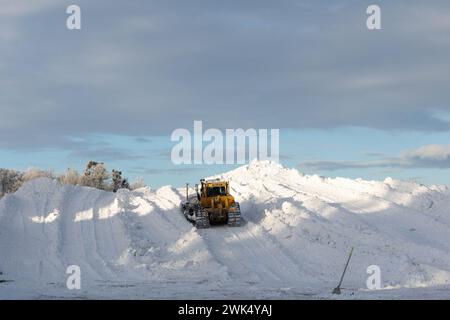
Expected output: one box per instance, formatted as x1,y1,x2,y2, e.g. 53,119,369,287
1,161,450,299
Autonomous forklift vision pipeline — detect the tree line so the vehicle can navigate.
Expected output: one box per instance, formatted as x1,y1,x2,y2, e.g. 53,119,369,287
0,161,145,198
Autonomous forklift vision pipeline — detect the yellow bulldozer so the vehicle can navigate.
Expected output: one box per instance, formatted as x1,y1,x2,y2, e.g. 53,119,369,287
180,179,242,228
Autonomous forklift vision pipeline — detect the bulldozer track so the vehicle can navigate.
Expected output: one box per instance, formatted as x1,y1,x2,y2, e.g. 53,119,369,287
227,203,242,227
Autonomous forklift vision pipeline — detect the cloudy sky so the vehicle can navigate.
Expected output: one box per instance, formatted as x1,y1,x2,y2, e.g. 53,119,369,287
1,0,450,187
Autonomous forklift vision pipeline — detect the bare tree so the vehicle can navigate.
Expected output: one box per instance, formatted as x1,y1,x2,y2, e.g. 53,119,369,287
111,169,130,192
130,177,146,190
22,168,53,182
0,169,23,197
81,161,110,190
59,168,81,186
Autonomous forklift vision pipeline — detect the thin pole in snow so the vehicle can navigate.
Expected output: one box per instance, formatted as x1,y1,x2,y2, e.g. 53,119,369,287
332,247,354,295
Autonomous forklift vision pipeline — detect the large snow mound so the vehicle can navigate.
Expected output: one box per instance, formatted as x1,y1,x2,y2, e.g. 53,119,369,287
1,160,450,299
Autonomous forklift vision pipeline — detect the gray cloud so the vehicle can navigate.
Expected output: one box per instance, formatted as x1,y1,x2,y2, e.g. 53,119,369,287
67,147,146,162
134,137,152,143
131,166,202,175
1,1,450,149
279,154,294,160
362,152,386,158
300,144,450,171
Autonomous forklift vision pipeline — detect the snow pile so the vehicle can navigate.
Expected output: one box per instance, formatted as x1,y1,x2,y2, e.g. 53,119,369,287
0,179,226,298
216,161,450,292
1,160,450,299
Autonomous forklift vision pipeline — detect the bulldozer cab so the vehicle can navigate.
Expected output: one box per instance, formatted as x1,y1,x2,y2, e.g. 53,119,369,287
200,179,229,198
207,186,226,197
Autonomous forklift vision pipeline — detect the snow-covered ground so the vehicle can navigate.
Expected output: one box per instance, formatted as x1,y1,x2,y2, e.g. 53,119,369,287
1,161,450,299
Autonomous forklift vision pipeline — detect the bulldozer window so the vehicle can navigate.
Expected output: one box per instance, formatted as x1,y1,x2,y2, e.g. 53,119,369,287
207,186,227,197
